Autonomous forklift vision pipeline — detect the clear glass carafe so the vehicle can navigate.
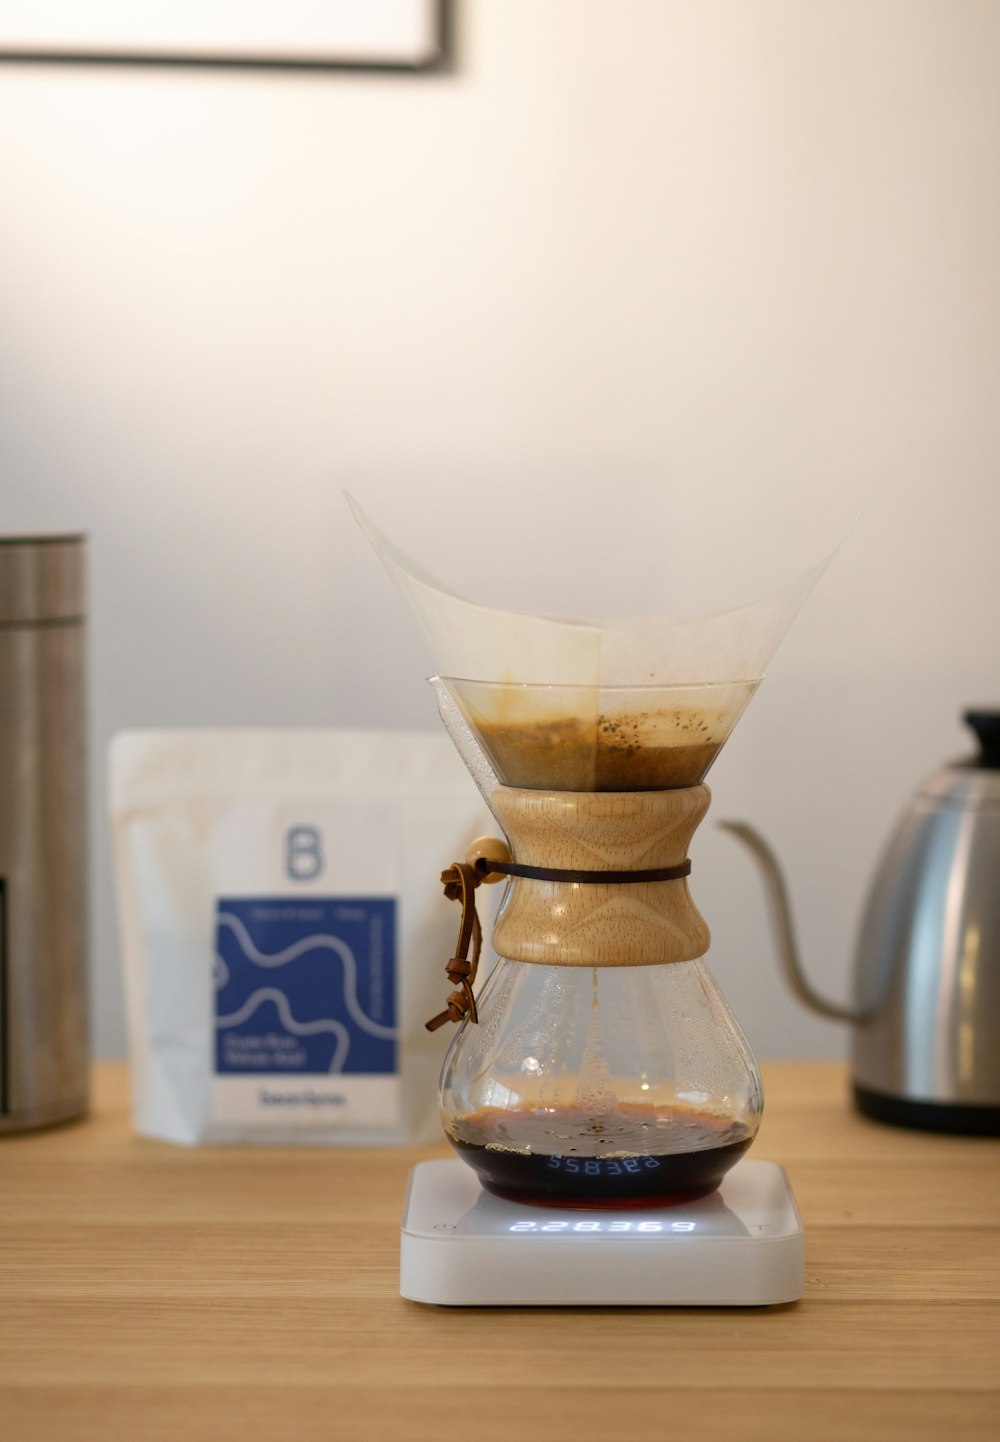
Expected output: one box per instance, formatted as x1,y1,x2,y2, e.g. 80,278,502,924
431,676,763,1207
441,959,761,1207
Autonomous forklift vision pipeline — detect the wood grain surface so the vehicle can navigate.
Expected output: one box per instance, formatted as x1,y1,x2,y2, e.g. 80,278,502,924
2,1062,998,1442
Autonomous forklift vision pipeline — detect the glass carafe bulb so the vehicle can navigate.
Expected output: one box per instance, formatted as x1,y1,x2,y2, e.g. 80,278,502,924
440,957,762,1208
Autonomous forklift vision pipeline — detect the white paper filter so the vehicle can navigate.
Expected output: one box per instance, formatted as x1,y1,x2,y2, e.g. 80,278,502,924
347,493,830,688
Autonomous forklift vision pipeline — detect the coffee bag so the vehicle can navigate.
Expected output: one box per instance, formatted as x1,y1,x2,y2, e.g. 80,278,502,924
109,729,492,1145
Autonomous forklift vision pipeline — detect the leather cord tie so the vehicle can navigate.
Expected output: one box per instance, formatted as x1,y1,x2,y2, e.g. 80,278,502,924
473,858,692,885
426,863,483,1032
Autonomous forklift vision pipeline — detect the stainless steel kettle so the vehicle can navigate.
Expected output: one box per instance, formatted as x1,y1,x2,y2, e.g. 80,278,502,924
724,710,1000,1134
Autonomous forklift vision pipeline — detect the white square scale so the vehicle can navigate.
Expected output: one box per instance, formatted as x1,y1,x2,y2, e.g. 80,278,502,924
400,1157,803,1307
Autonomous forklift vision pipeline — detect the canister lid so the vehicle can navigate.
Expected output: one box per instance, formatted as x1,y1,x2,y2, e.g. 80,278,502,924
0,534,86,625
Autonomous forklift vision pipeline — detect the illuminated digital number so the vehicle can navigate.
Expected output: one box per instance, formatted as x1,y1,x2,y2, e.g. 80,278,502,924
507,1216,695,1238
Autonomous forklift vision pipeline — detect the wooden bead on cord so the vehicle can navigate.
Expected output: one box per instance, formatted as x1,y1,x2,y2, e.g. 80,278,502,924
464,835,511,883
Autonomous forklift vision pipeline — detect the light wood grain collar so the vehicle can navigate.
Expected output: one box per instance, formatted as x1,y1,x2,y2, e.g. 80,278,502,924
490,784,711,967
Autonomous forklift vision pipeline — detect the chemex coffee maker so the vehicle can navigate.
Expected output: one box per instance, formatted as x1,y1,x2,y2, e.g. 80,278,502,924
351,498,825,1307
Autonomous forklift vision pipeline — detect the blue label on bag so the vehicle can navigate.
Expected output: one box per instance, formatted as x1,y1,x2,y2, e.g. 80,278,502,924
213,898,397,1076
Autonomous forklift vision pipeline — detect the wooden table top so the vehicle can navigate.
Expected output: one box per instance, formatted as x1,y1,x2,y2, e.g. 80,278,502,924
1,1061,998,1441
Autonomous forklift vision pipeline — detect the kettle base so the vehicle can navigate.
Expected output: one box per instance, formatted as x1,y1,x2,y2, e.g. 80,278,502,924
853,1083,1000,1137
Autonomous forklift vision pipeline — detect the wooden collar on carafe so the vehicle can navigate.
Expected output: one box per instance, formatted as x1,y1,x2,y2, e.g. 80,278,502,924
427,784,712,1028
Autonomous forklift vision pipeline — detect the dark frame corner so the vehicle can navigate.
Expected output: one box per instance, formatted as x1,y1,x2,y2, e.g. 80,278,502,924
0,0,454,75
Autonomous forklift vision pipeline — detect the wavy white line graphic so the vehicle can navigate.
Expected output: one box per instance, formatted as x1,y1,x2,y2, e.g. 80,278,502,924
216,911,397,1040
216,987,351,1072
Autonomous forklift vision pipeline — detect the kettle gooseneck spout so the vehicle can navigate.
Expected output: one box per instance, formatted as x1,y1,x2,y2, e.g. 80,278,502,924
719,822,871,1025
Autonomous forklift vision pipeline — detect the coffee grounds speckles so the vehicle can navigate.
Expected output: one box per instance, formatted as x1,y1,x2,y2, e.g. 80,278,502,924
474,708,724,791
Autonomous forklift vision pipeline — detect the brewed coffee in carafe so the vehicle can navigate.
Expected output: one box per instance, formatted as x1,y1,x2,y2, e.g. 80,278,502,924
349,495,827,1208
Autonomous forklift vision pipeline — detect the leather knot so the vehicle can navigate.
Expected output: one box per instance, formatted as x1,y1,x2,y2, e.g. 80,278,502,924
445,990,471,1022
426,862,485,1032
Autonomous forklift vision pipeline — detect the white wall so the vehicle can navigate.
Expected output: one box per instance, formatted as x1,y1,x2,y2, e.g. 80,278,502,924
2,0,998,1062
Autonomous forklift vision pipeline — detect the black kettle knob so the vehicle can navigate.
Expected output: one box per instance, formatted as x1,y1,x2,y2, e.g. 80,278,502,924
963,709,1000,769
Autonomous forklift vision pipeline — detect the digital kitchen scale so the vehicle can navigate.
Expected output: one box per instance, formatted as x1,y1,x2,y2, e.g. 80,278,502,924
400,1157,804,1307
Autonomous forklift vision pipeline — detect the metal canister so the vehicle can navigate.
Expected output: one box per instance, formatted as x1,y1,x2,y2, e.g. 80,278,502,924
0,535,88,1131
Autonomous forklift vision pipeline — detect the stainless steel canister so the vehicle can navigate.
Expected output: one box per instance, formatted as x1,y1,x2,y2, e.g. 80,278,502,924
0,535,88,1131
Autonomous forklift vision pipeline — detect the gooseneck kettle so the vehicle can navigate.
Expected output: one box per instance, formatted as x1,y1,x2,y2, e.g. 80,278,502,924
726,710,1000,1135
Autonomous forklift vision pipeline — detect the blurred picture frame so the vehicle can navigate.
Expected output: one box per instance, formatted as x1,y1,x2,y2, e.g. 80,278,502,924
0,0,447,71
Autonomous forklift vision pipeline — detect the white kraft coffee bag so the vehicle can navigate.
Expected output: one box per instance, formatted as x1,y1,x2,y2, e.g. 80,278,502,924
110,729,492,1145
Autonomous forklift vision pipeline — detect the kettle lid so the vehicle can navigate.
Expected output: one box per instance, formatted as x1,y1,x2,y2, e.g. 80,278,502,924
963,710,1000,770
919,708,1000,809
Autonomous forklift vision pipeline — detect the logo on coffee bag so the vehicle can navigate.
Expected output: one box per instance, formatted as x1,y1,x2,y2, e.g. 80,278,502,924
213,897,397,1076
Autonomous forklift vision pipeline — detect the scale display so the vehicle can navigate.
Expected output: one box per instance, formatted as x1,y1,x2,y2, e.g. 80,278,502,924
507,1218,698,1232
